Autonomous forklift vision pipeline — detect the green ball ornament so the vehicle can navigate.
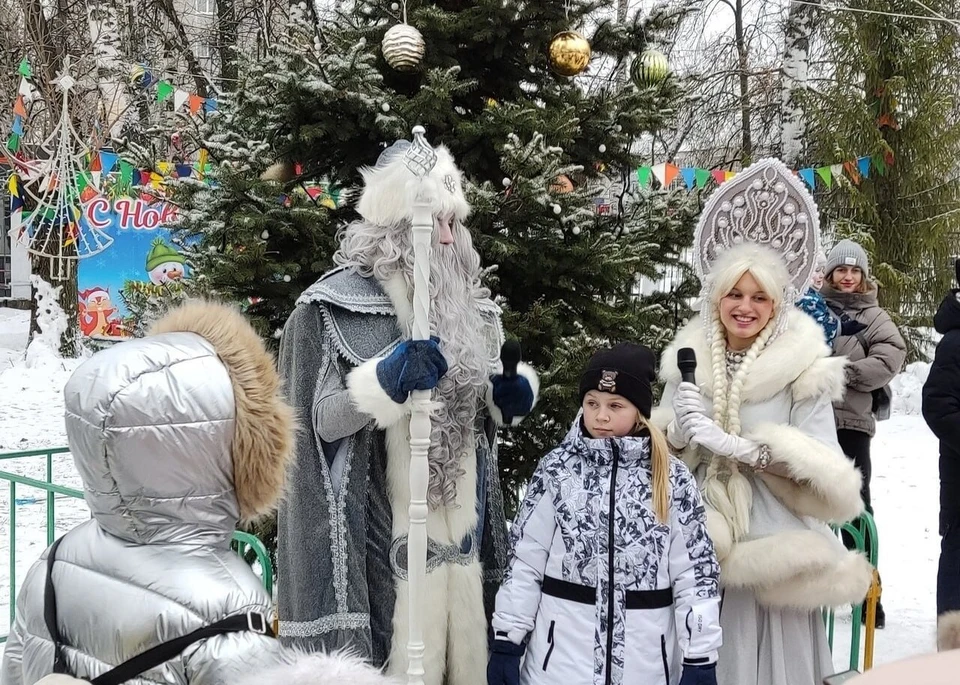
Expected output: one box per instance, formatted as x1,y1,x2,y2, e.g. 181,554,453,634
631,49,670,88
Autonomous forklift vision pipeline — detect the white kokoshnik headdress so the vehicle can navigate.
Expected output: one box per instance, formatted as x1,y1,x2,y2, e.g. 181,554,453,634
694,157,821,307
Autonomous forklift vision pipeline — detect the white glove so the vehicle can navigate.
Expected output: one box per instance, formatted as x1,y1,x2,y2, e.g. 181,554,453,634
684,413,761,467
666,419,690,449
672,382,707,422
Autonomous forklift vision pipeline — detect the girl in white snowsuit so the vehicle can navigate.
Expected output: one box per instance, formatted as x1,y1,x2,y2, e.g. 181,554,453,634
488,344,723,685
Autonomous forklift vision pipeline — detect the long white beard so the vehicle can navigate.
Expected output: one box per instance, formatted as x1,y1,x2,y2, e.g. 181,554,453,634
335,220,494,508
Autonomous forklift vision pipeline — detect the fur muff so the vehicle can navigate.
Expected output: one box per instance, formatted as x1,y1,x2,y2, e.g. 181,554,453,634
939,611,960,651
150,300,296,523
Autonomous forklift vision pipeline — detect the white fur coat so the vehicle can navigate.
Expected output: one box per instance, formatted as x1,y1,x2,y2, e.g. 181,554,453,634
652,309,874,611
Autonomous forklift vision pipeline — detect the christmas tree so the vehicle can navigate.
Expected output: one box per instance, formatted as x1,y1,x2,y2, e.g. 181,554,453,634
810,0,960,352
175,1,697,509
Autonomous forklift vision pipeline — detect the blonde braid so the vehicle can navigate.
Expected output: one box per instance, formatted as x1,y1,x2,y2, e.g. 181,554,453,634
703,314,777,542
725,323,775,436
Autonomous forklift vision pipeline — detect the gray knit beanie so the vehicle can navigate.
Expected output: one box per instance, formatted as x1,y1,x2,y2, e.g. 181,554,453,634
826,239,869,280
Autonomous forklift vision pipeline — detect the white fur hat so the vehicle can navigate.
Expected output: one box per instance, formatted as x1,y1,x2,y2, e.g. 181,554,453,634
356,139,470,227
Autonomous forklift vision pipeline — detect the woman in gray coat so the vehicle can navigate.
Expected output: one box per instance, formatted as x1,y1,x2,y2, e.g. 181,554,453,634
821,239,907,629
1,302,295,685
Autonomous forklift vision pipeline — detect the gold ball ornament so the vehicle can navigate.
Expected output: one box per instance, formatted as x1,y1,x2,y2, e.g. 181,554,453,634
631,48,670,88
548,31,591,77
382,23,426,72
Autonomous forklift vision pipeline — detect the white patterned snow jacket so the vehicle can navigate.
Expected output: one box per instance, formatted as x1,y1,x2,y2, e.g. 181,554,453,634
492,419,722,685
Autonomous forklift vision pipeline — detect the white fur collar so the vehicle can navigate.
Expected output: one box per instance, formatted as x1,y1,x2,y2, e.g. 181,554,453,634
660,308,835,404
380,273,414,336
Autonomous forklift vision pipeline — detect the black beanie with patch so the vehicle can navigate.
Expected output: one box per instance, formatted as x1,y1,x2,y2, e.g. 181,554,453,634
578,343,657,418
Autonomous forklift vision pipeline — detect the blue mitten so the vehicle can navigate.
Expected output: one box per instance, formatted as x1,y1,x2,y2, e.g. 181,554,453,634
376,337,448,404
679,663,718,685
487,639,524,685
490,373,534,424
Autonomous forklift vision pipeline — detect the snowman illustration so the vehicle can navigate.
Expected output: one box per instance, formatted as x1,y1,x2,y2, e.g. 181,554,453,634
146,237,187,285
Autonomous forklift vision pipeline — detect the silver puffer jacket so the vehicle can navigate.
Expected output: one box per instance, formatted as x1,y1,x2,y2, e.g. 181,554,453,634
1,302,296,685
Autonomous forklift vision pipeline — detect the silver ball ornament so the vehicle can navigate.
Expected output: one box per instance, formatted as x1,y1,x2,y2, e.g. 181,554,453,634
502,177,512,187
382,23,425,72
261,230,269,240
552,203,561,215
572,226,581,235
598,144,607,153
283,274,292,282
381,102,391,112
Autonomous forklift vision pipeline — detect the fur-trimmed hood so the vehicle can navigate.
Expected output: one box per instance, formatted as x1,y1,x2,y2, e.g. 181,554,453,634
659,307,846,405
63,301,295,545
234,649,402,685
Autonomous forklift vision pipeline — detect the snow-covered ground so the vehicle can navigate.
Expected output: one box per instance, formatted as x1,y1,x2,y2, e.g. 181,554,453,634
0,307,945,671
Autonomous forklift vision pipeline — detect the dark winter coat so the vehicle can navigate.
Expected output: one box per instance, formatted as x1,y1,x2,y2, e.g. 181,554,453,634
822,283,906,437
922,291,960,534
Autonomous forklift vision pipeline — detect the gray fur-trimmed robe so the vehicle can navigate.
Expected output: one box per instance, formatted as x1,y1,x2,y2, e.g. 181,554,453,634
276,266,510,667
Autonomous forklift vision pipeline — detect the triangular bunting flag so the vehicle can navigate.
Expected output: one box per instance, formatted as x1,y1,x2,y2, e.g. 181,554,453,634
830,163,844,181
681,167,696,189
89,153,102,172
150,172,164,188
799,168,816,189
175,163,193,178
99,151,119,175
198,149,209,176
843,161,861,185
7,133,19,152
119,160,133,188
694,168,710,189
11,115,23,136
173,89,190,111
188,94,204,115
857,156,871,178
156,81,174,103
13,95,27,118
75,171,89,194
651,163,668,187
90,170,101,189
157,161,172,176
203,98,218,113
18,78,32,101
18,58,32,79
636,166,652,187
711,169,726,185
816,166,832,188
724,170,736,181
664,163,680,187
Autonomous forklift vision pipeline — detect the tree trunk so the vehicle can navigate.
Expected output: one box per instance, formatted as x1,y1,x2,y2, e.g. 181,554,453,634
28,254,80,357
734,0,753,163
86,0,130,139
217,0,239,85
781,0,818,166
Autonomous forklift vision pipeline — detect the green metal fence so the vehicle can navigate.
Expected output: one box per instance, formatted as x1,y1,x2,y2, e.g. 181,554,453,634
0,447,273,644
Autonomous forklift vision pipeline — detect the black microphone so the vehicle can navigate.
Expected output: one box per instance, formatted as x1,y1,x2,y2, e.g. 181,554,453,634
678,348,697,384
501,339,522,379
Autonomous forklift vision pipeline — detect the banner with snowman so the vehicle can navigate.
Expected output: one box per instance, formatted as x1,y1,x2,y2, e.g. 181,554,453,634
77,196,188,339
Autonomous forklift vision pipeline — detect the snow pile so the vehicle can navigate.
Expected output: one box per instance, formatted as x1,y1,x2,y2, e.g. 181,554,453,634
0,306,80,452
892,362,930,417
24,276,69,369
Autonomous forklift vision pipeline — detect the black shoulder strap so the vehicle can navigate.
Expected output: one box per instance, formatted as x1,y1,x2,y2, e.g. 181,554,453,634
90,612,274,685
855,331,870,356
44,535,68,674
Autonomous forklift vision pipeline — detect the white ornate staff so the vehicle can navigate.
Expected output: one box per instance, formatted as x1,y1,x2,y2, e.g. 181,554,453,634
402,125,438,685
